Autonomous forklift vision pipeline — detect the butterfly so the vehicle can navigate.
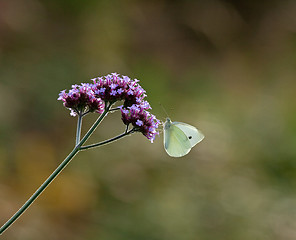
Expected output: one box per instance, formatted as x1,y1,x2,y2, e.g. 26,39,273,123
163,118,204,157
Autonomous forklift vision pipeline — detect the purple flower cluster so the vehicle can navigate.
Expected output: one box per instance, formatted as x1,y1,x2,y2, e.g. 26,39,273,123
58,83,105,116
121,105,160,142
58,73,160,142
91,73,149,108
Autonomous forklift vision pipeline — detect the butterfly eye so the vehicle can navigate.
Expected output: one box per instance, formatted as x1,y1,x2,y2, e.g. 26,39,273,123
188,136,192,139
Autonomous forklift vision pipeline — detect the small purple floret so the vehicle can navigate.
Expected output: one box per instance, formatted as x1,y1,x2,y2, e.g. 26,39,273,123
136,120,143,126
110,90,117,96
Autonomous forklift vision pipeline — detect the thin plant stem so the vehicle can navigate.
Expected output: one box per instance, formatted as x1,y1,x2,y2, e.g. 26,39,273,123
125,124,130,133
0,103,112,235
0,146,80,235
82,110,90,117
76,113,83,145
109,107,121,112
78,103,111,147
80,128,136,151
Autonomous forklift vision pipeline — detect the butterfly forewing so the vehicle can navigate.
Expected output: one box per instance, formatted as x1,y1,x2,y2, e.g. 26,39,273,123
164,124,192,157
173,122,204,147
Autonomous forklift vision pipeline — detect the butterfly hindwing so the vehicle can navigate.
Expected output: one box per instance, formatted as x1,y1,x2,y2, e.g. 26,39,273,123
173,122,204,147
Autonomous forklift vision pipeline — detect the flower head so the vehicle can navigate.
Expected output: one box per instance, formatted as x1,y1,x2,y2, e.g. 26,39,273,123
58,84,104,116
121,104,160,142
91,73,147,108
58,73,160,142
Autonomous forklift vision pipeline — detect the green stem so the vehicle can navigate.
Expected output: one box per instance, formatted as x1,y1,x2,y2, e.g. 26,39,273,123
80,128,136,150
0,104,112,235
0,145,80,235
78,103,111,148
109,107,121,112
76,113,83,145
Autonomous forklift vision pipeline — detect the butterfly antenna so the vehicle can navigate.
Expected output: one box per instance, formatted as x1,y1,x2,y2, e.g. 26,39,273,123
159,102,169,118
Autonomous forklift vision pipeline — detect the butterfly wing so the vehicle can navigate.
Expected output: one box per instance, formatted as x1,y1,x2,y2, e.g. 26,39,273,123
173,122,204,147
164,124,192,157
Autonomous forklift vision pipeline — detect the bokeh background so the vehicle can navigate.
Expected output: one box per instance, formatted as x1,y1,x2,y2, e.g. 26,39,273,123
1,0,296,239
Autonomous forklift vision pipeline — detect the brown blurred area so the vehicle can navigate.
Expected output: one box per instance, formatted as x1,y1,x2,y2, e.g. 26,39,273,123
1,0,296,239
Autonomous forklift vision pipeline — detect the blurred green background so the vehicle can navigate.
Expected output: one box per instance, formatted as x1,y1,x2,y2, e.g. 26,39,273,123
1,0,296,239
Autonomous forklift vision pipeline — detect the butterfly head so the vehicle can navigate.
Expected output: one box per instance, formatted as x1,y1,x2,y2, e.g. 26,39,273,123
163,118,172,130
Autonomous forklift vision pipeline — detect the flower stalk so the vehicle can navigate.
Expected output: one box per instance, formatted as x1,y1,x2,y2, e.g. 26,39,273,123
80,128,136,150
0,145,80,235
0,104,111,235
76,113,83,145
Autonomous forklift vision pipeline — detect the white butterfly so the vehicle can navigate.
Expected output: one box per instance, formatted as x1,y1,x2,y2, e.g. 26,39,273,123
163,118,204,157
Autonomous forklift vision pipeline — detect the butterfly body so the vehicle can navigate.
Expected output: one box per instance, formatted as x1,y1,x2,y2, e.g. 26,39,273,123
163,118,204,157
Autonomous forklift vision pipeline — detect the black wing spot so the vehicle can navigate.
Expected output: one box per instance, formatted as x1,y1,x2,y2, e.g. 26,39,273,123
188,136,192,139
